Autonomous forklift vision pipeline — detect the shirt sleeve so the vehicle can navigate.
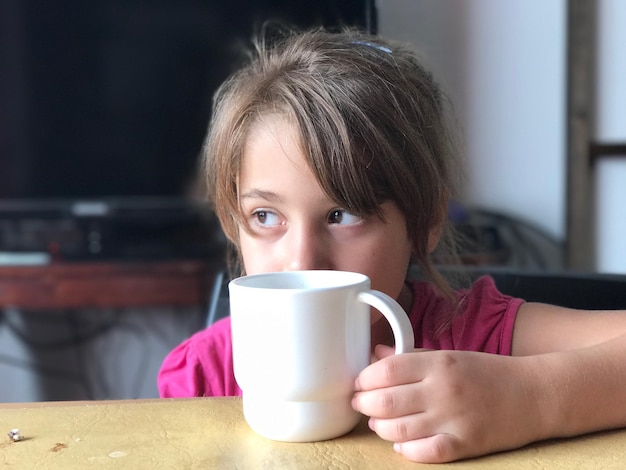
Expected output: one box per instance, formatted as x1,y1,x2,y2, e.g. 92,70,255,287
157,317,241,398
410,275,524,355
452,275,524,355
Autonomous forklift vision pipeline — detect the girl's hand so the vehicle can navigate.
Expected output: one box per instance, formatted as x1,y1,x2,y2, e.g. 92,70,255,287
351,345,547,463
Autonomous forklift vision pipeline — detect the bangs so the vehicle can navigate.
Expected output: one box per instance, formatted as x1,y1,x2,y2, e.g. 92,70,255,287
283,88,390,220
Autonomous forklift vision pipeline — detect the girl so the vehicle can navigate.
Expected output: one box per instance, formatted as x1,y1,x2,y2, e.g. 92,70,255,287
159,28,626,463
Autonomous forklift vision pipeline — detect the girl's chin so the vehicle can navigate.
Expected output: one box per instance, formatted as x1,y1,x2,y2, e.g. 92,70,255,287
370,311,384,326
370,314,395,349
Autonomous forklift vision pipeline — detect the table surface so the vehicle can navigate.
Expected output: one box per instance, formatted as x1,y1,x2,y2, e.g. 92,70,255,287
1,397,626,469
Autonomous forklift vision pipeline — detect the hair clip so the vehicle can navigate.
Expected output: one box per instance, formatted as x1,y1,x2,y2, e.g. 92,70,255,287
351,41,392,55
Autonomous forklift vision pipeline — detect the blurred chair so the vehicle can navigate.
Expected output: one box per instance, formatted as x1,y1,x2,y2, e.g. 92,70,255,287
207,267,626,328
206,270,231,326
440,266,626,310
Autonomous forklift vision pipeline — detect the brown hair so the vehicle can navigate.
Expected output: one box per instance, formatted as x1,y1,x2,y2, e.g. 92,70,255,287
203,28,462,297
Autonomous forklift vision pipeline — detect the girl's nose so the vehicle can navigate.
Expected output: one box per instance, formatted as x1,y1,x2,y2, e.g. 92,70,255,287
283,224,330,271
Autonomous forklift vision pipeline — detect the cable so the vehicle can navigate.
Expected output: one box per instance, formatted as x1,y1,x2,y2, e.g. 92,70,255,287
0,352,84,383
66,309,156,399
1,306,204,400
66,310,98,399
3,309,121,351
452,205,565,270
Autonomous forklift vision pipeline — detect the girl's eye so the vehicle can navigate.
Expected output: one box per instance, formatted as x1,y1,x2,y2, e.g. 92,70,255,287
252,210,281,227
327,209,362,225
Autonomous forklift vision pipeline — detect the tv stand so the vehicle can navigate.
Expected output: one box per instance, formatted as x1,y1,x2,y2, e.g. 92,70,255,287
0,198,225,262
0,260,220,309
0,199,227,309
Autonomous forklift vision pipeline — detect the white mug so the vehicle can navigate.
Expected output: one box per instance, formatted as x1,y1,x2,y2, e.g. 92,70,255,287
229,270,415,442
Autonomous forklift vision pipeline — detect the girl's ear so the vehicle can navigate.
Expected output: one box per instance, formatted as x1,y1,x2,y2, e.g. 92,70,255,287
427,199,450,253
427,220,444,254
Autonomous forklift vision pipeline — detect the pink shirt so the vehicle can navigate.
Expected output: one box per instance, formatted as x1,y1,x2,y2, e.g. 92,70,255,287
158,276,523,398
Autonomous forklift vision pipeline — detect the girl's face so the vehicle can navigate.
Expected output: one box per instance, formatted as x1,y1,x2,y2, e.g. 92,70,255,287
237,115,413,310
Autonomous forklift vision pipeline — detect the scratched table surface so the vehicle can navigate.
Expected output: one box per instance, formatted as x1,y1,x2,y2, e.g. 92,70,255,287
1,397,626,469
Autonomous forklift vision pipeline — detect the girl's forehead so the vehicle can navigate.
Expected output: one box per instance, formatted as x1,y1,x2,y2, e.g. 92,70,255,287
240,115,309,181
247,112,300,140
243,114,305,165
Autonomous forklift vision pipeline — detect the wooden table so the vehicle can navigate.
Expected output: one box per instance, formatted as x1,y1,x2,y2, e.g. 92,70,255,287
1,398,626,469
0,261,217,309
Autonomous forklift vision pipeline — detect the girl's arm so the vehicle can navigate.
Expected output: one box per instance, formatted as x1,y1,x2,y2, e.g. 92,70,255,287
510,302,626,437
351,303,626,463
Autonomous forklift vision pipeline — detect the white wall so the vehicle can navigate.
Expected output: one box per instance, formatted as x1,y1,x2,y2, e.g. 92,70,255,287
596,159,626,274
594,0,626,273
595,0,626,143
378,0,567,240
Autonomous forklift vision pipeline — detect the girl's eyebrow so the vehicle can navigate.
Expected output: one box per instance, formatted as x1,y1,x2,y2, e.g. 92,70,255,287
239,189,282,202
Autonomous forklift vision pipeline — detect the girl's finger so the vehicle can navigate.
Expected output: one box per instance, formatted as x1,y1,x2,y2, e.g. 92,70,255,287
393,434,463,464
356,350,430,391
352,382,426,419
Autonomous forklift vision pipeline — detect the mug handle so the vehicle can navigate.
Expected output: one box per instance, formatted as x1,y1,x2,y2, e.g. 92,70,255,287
358,290,415,354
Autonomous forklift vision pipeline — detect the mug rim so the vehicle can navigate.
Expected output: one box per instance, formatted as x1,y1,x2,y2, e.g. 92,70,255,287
229,270,370,291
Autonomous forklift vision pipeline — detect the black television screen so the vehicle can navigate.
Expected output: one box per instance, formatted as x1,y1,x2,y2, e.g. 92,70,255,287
0,1,375,202
0,1,374,261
